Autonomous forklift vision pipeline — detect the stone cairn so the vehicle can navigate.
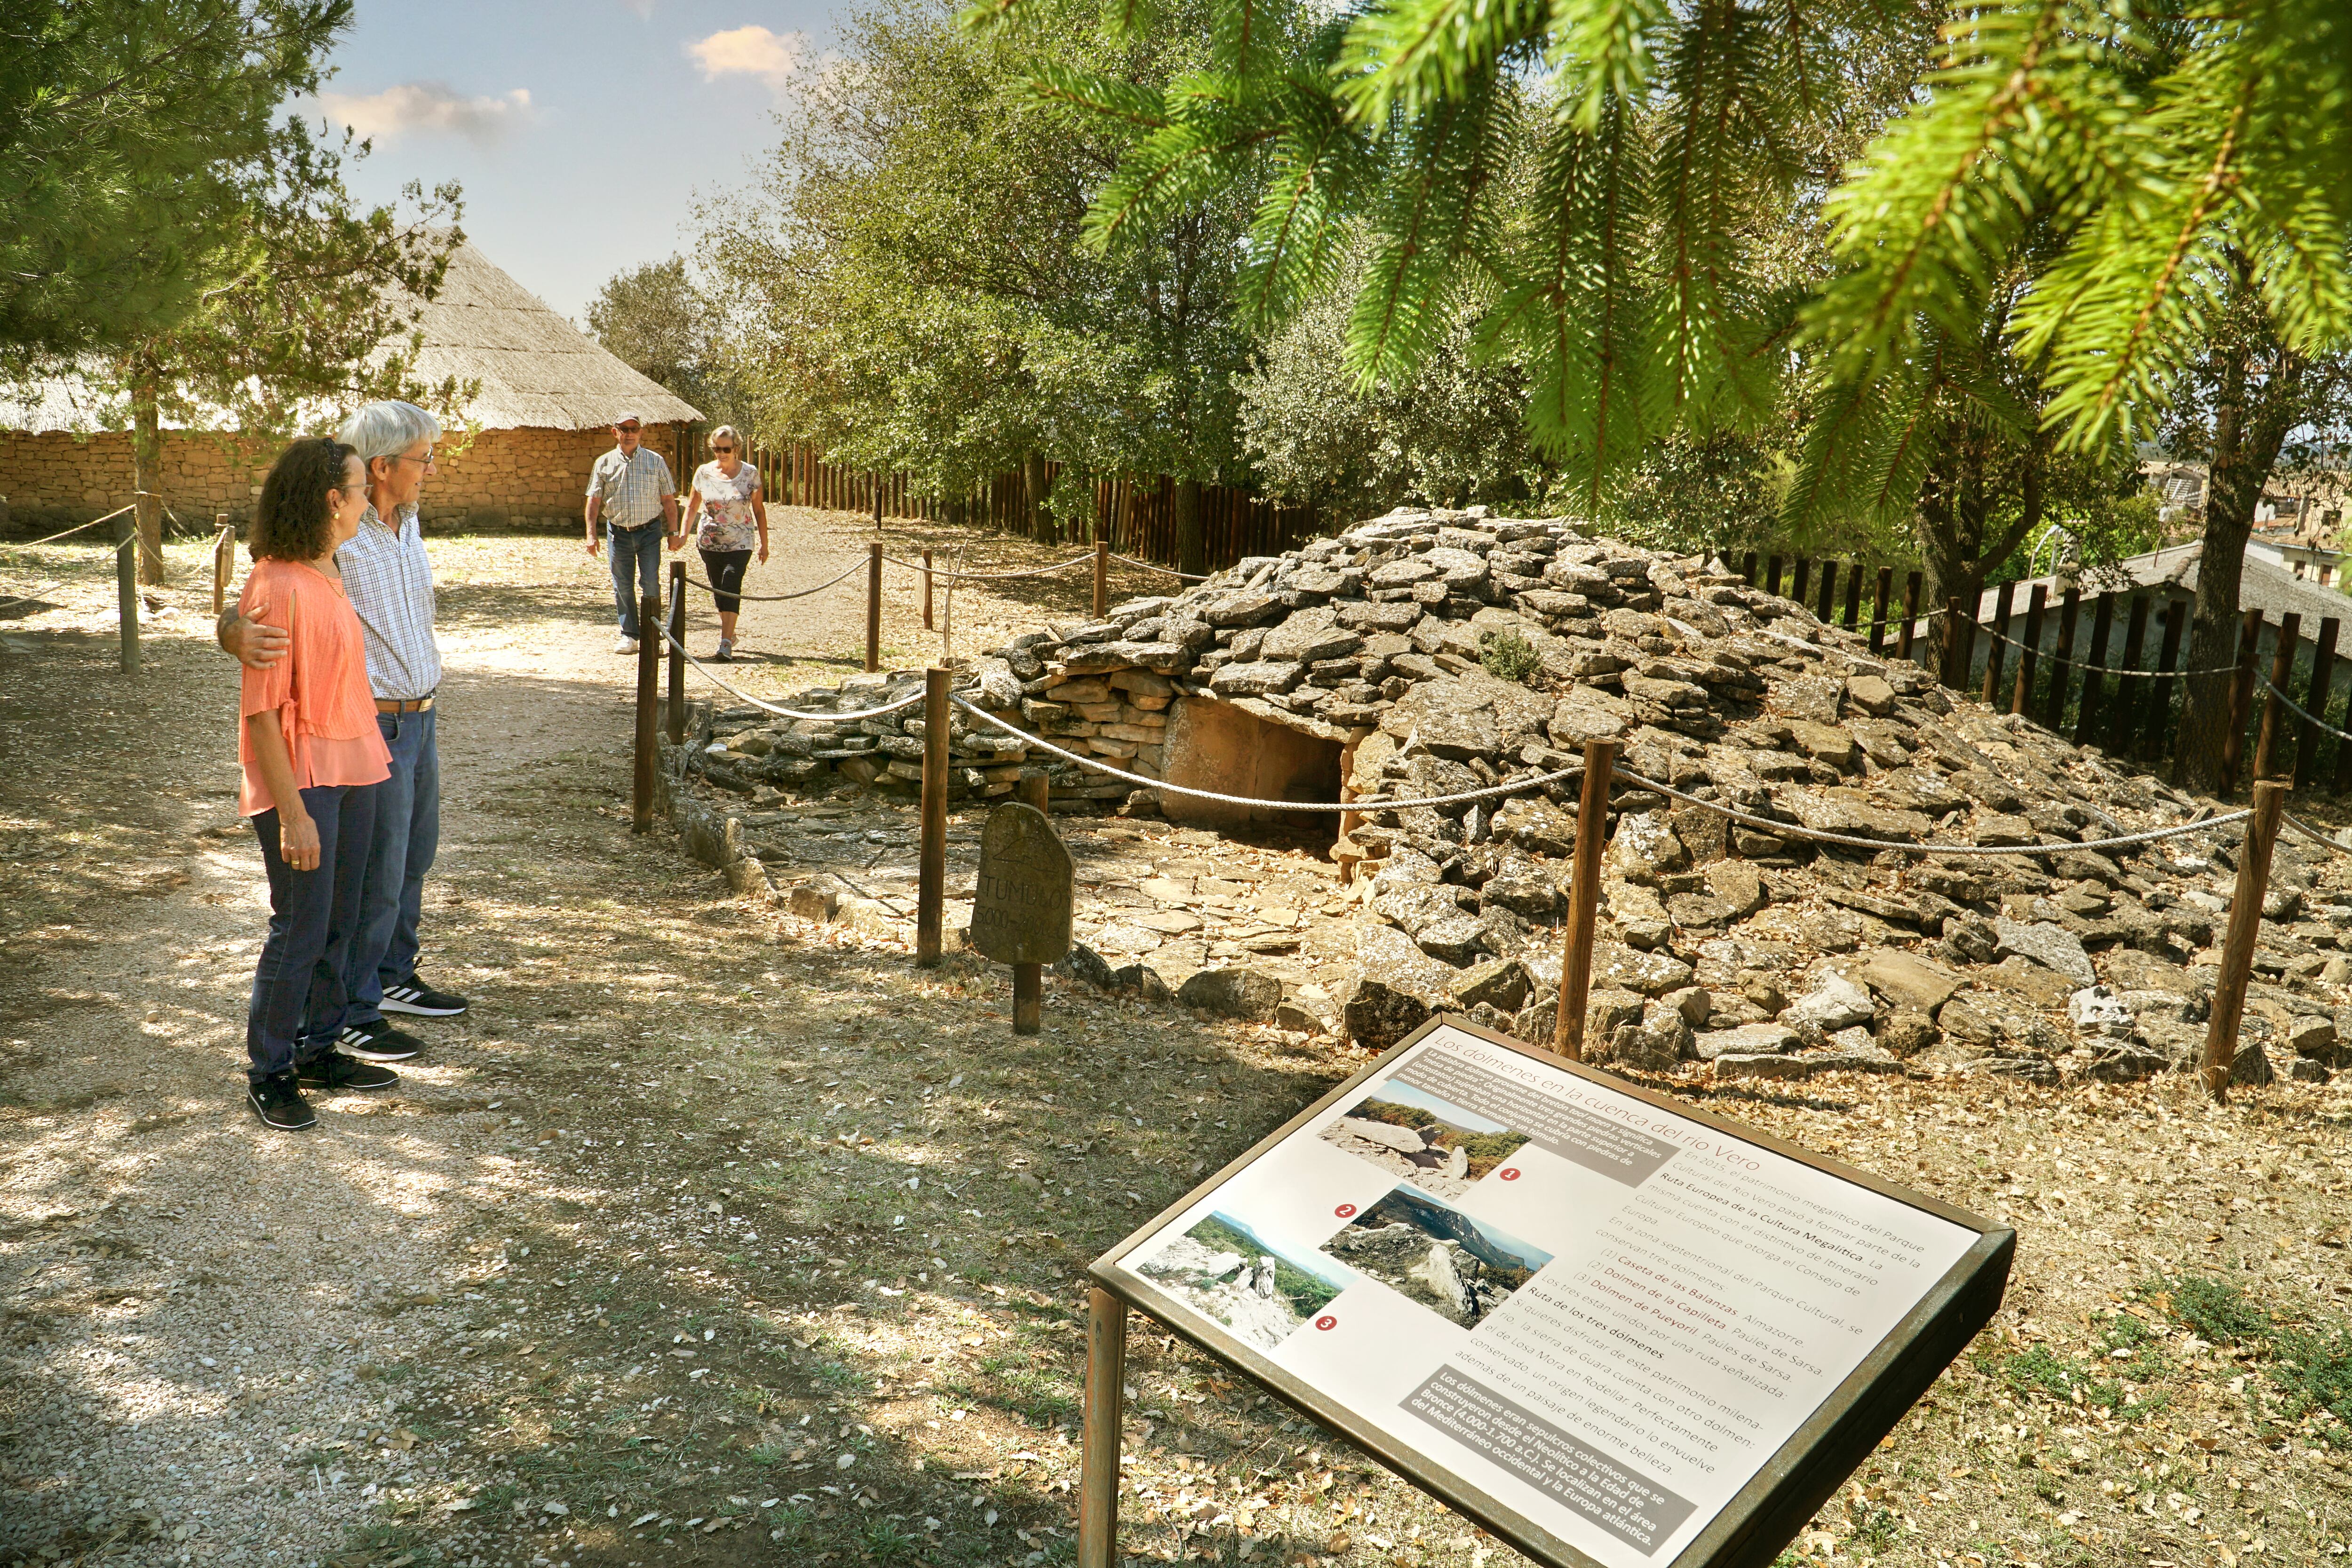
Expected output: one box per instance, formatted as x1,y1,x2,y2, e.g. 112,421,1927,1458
673,505,2352,1091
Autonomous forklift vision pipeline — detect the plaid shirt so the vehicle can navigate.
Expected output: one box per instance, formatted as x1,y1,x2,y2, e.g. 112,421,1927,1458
587,445,676,529
337,502,442,701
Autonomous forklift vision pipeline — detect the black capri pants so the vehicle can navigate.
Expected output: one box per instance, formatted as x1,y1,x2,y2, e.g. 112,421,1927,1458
699,548,753,614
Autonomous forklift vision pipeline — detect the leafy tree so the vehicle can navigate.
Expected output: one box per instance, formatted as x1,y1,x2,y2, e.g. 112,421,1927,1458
0,0,348,358
701,0,1265,562
586,256,735,419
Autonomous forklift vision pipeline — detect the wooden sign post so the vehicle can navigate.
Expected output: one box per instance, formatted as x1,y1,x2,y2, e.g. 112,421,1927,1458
969,775,1072,1035
1078,1016,2013,1568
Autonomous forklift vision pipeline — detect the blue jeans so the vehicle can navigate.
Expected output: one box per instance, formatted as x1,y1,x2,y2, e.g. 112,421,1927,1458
247,784,377,1081
347,706,440,1028
609,523,664,637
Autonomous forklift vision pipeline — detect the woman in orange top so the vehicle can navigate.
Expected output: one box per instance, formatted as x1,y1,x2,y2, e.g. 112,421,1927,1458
238,437,398,1130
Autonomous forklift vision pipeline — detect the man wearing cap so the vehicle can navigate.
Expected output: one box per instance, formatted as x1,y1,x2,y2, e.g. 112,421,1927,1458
584,413,680,654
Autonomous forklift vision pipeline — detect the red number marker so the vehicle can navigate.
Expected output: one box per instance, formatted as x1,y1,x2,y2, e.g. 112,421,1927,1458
1499,1168,1522,1182
1334,1203,1357,1218
1315,1315,1338,1331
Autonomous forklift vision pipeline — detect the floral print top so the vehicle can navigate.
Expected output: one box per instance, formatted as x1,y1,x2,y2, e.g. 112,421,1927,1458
690,461,763,552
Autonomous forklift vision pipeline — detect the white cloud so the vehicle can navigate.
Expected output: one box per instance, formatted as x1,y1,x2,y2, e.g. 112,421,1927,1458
684,25,805,93
315,82,534,144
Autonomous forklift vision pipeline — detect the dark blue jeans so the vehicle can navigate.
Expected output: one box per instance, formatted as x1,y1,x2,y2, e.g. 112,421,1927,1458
608,523,664,637
247,783,377,1082
346,705,439,1028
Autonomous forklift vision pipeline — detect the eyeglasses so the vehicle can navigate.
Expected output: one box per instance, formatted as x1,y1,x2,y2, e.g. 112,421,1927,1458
710,444,735,453
615,424,642,434
395,451,437,468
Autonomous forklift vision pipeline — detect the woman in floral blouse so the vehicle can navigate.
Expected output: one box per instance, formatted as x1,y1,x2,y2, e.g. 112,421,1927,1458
683,425,768,660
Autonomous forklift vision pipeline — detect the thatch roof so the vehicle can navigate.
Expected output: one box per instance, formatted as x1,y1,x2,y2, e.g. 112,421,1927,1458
0,238,701,436
400,239,701,431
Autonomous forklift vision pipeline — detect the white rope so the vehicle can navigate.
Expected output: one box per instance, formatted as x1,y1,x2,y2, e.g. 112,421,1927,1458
950,695,1577,810
1966,613,2237,677
658,627,933,722
2263,678,2352,745
1609,765,2251,856
1111,552,1211,581
0,502,139,551
882,552,1095,582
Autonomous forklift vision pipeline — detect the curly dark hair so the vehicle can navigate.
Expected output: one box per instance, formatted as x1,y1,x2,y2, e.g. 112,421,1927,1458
252,437,360,562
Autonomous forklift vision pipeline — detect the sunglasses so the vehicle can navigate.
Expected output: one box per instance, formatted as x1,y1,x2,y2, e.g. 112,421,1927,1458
711,444,736,453
615,424,642,434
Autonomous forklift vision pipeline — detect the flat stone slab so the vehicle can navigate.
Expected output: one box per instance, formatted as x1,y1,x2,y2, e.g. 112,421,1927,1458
1994,918,2096,987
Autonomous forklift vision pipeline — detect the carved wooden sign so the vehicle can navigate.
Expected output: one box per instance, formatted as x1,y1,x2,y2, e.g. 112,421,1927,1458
970,801,1073,965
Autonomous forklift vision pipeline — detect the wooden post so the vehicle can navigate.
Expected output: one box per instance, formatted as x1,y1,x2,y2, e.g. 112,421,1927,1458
1898,571,1922,660
2043,586,2082,730
667,562,686,746
2148,598,2188,759
2201,779,2286,1103
1551,739,1617,1062
633,590,660,833
2108,593,2152,752
1093,536,1109,621
2073,592,2118,745
2009,584,2047,716
1075,1287,1128,1568
2221,608,2265,792
1841,560,1863,629
1868,566,1891,653
212,514,233,616
2298,617,2339,793
2253,611,2302,780
916,667,950,967
1813,558,1837,623
865,540,883,674
1790,557,1811,609
1739,550,1758,586
1012,769,1049,1035
1765,555,1783,596
113,513,139,676
1981,582,2014,706
922,548,935,630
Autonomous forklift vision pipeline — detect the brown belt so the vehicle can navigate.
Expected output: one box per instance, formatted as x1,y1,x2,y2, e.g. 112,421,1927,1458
376,695,433,714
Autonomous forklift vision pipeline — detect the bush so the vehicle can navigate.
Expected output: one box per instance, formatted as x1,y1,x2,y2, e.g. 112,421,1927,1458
1478,629,1542,684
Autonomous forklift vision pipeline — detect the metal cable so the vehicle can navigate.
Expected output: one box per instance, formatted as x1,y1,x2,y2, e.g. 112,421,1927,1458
1608,765,2249,856
680,557,868,603
658,627,935,721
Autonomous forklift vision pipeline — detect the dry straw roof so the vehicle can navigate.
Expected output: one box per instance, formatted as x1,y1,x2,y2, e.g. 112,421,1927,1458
403,239,701,431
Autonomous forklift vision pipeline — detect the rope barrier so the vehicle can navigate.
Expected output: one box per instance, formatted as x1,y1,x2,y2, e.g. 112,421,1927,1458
1959,612,2239,677
880,552,1096,582
679,557,868,603
658,626,935,722
1609,766,2249,856
1111,552,1212,581
2283,812,2352,857
0,502,140,551
2262,678,2352,746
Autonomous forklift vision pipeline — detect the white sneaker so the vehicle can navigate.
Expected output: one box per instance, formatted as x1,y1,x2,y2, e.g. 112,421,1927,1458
614,636,638,654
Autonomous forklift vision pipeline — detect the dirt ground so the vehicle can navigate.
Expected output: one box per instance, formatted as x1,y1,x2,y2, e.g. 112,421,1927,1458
1,512,2348,1568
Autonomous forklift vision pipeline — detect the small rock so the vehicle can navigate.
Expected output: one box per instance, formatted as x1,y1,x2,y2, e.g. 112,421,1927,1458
2066,985,2136,1036
2229,1041,2276,1087
1056,941,1117,989
1781,974,1875,1034
1693,1021,1801,1059
1713,1052,1817,1081
1878,1010,1939,1058
1176,967,1284,1021
1661,985,1712,1027
1105,962,1174,1003
1450,957,1531,1013
1993,918,2097,987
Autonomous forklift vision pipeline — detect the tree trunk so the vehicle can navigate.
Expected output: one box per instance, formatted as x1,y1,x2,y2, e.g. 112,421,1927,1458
130,363,167,587
2177,348,2304,794
1024,453,1051,545
1174,478,1205,579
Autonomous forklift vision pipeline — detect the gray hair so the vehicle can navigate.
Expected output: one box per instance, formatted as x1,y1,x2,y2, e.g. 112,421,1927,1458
708,424,742,450
337,400,442,464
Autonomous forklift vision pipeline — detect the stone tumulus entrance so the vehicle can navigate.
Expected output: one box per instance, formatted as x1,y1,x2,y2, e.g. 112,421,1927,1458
1158,695,1345,831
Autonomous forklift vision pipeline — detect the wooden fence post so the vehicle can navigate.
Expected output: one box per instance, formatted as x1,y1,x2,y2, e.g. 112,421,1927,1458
2044,587,2082,730
1012,769,1050,1035
2108,594,2152,752
2298,617,2339,794
922,549,935,630
1093,536,1109,621
667,562,685,746
1814,559,1837,623
633,589,660,833
2148,599,2188,759
212,513,233,616
1076,1287,1128,1568
2009,584,2046,716
865,540,884,674
2221,608,2266,792
2074,592,2117,745
1790,557,1812,608
916,667,950,966
1765,555,1783,596
1868,566,1891,653
1841,561,1863,629
1982,582,2014,707
2253,611,2303,780
1898,572,1922,660
113,514,139,677
1739,550,1758,586
2202,779,2286,1103
1552,739,1617,1062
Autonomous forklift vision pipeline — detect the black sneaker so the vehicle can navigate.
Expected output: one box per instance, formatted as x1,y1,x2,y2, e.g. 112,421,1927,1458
296,1051,401,1092
339,1018,423,1063
247,1072,316,1131
378,977,469,1017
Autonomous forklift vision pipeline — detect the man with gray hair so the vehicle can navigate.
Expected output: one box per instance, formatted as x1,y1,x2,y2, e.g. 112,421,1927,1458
218,400,468,1066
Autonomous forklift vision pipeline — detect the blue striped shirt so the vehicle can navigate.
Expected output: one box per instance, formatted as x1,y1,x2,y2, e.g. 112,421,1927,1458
337,502,442,701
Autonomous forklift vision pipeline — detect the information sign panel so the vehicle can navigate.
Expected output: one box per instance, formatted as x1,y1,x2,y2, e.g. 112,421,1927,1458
1090,1018,2012,1568
969,801,1073,965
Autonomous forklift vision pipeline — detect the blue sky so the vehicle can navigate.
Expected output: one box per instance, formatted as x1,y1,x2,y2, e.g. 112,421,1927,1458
312,0,843,322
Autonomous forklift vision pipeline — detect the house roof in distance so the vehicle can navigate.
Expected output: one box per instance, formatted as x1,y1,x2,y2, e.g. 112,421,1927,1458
1972,539,2352,642
399,238,701,431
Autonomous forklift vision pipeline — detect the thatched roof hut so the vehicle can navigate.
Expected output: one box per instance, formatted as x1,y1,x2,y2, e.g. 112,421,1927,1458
0,239,703,535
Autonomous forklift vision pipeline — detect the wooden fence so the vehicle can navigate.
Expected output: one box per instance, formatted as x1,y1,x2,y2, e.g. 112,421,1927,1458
1732,547,2352,796
675,432,1316,575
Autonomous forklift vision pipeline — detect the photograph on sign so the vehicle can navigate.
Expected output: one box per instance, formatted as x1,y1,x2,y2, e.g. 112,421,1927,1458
1094,1019,2010,1568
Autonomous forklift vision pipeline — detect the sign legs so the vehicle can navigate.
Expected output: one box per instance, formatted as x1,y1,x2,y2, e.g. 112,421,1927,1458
1077,1287,1127,1568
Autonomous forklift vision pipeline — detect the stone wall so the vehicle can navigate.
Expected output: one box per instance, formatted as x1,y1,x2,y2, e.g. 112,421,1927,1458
0,423,689,538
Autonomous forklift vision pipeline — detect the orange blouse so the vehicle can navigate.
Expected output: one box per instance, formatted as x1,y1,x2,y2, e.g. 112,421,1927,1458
238,558,392,819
